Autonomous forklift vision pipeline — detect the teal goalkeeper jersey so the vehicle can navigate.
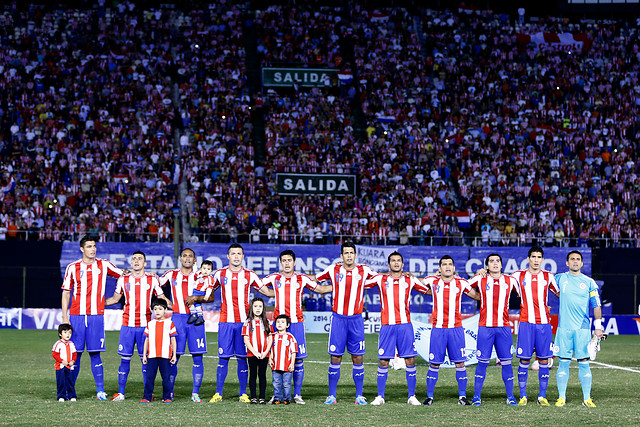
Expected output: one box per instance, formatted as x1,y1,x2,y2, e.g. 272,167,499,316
555,272,601,330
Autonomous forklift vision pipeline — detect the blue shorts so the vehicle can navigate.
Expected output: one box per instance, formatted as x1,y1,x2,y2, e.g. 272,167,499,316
328,313,365,356
429,327,466,364
516,322,553,360
69,314,105,353
172,313,207,355
553,327,590,360
192,289,205,308
288,322,308,359
378,323,417,359
477,326,513,362
118,326,146,357
218,322,246,358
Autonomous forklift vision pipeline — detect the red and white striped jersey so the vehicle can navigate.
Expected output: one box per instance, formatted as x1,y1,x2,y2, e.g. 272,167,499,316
212,267,265,323
62,258,123,315
269,331,298,371
144,318,177,359
422,276,473,328
512,270,559,324
195,275,214,299
262,272,318,323
316,264,376,316
242,318,271,357
159,269,199,315
365,273,428,325
469,274,518,327
115,273,164,327
52,339,77,370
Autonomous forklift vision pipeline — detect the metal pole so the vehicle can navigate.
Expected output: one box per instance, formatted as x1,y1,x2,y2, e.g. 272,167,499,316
174,213,180,262
22,266,26,308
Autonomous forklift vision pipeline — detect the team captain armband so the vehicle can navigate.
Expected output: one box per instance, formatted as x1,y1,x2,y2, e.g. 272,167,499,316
589,290,597,298
589,289,601,308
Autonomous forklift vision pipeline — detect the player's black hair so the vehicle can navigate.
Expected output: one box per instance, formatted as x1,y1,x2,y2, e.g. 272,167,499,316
439,255,454,266
528,246,544,258
567,250,583,262
341,242,356,254
485,253,503,267
181,247,195,257
228,243,244,254
132,250,146,260
247,297,270,333
79,234,97,248
151,298,168,310
275,314,291,327
279,249,296,262
388,251,403,264
201,260,214,268
58,323,73,337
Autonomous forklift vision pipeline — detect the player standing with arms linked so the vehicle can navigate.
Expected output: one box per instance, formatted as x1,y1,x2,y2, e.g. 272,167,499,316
159,248,212,402
421,255,481,406
511,246,559,406
315,242,376,405
553,250,603,408
261,250,332,404
105,251,171,401
209,243,274,403
365,251,430,406
61,234,126,400
469,253,519,406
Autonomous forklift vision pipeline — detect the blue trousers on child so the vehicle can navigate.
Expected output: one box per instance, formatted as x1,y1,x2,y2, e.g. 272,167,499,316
144,358,172,401
272,370,292,401
56,367,77,400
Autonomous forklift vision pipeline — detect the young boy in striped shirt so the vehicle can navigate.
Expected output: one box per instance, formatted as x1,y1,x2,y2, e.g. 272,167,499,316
52,323,77,402
141,299,177,403
270,315,297,405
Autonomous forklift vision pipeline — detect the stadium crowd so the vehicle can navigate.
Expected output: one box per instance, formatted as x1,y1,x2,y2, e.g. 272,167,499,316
1,2,639,247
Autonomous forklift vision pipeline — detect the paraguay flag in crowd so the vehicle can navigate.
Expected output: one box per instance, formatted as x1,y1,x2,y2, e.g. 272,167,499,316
516,32,592,53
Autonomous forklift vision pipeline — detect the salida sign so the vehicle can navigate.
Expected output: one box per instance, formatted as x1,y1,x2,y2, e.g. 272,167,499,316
262,68,337,87
276,173,357,196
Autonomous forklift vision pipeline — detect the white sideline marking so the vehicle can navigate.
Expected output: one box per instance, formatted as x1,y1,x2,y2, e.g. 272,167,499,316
590,361,640,374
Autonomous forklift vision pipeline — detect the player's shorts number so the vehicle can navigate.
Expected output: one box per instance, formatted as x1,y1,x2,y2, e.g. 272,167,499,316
197,338,205,348
299,344,306,354
460,347,465,357
101,339,105,347
359,341,365,351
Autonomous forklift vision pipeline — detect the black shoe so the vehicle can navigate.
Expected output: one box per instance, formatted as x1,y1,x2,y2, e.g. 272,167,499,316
458,396,471,406
187,314,198,324
250,398,258,404
259,398,266,405
194,316,205,326
423,397,434,406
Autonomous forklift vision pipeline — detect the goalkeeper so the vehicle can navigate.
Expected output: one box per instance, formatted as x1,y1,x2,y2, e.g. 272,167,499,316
552,251,604,408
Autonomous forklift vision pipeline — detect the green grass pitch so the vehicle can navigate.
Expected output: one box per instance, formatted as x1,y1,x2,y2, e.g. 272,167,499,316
0,330,638,426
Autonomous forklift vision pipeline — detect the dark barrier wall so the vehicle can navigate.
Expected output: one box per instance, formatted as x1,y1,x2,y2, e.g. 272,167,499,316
0,241,63,308
592,248,640,316
0,241,637,314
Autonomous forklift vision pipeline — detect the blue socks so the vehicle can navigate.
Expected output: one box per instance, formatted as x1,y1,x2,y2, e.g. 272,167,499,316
353,363,365,396
473,361,489,399
73,353,82,383
376,366,388,398
118,357,131,394
538,362,550,398
328,363,341,397
237,357,248,396
501,360,515,399
293,360,304,396
556,358,571,399
426,366,440,398
89,352,104,393
456,366,468,397
170,355,179,391
518,361,529,398
578,361,592,401
216,357,229,395
406,366,417,398
192,355,203,394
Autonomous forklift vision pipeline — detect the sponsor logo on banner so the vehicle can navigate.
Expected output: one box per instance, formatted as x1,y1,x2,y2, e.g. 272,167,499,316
413,315,498,367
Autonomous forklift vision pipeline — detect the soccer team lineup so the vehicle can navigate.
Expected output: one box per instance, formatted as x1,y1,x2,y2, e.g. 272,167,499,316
55,234,604,408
